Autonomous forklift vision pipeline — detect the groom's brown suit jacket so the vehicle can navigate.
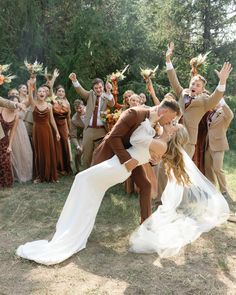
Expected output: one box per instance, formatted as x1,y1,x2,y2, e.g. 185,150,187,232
92,107,152,222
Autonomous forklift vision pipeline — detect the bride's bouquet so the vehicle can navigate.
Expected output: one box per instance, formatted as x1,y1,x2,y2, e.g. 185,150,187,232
0,64,16,85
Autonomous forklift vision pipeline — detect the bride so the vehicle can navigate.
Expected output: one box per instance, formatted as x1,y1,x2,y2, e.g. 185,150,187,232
16,119,229,265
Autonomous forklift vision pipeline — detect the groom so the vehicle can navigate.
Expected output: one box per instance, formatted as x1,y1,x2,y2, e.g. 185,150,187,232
92,98,181,223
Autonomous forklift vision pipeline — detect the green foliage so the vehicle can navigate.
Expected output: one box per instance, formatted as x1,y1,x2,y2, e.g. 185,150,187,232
0,0,235,147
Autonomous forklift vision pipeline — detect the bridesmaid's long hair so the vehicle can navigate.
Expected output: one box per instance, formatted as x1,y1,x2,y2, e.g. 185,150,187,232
162,124,191,186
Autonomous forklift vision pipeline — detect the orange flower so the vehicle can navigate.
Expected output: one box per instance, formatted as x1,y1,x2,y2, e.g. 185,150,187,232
0,75,5,85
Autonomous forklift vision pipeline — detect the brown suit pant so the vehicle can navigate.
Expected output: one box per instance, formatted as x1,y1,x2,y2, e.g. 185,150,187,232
131,164,153,222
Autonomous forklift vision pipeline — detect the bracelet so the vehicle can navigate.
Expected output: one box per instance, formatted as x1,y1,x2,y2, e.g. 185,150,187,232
72,80,80,88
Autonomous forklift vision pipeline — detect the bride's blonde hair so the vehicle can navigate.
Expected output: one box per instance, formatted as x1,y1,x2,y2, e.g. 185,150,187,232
162,124,191,185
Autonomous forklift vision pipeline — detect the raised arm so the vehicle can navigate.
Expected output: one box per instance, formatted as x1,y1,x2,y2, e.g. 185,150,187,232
104,82,115,107
69,73,90,102
25,78,37,108
204,62,232,111
145,78,160,105
166,42,184,98
48,68,60,97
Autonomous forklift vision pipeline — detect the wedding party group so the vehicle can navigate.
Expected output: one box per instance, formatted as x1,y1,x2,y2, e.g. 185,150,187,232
0,43,234,266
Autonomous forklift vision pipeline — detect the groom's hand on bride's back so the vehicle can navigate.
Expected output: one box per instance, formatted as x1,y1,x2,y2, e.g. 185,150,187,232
124,158,139,172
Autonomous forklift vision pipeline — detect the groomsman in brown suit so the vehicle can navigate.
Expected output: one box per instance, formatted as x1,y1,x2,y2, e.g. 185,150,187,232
0,96,23,109
92,98,181,223
69,73,115,170
205,98,234,197
166,43,232,158
70,99,86,172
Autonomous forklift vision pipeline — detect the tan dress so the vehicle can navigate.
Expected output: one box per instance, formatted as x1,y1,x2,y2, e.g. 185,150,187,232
53,103,72,174
11,110,33,182
33,106,57,182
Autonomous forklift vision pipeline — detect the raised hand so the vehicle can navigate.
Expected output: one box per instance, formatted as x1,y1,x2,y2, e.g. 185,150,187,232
215,62,233,84
105,81,112,93
27,77,36,89
69,73,77,82
53,68,60,79
166,42,174,62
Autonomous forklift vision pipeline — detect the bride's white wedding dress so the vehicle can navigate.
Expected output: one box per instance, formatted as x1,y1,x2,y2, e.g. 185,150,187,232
16,119,155,265
16,119,229,265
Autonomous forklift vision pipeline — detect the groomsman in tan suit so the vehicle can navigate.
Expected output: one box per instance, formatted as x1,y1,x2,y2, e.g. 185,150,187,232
0,96,23,109
69,73,115,170
70,99,86,172
166,43,232,158
205,98,234,197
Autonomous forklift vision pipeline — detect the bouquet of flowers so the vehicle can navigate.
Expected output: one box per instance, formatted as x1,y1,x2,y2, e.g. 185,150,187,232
24,59,44,76
107,64,129,83
140,65,159,79
0,64,16,85
100,108,122,130
190,52,210,77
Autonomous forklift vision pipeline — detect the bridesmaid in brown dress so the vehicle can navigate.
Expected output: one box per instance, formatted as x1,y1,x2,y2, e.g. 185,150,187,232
25,78,60,183
0,96,19,188
52,85,72,175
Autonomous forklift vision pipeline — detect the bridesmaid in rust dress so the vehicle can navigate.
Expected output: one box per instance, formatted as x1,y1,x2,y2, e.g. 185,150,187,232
0,96,19,188
52,85,72,175
26,78,60,183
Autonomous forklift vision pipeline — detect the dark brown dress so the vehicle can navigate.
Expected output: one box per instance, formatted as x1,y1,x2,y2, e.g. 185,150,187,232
33,106,57,182
0,112,14,187
53,103,72,174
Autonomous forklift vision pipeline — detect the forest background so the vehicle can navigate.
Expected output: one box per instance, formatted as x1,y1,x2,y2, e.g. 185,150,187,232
0,0,236,147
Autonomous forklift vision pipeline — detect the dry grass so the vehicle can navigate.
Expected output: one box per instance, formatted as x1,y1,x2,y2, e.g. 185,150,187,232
0,152,236,295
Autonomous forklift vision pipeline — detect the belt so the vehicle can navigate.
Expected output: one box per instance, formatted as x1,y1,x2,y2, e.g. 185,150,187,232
88,125,105,129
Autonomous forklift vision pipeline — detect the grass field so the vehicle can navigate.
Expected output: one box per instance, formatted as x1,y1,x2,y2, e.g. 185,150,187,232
0,152,236,295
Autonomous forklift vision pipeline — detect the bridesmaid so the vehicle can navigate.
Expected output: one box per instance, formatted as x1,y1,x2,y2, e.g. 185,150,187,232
9,88,33,183
18,84,28,103
0,96,19,188
26,78,60,183
52,85,72,175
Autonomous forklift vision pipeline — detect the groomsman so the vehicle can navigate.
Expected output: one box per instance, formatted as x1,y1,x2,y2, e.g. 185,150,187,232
69,73,115,170
166,43,232,158
205,98,234,198
70,99,86,172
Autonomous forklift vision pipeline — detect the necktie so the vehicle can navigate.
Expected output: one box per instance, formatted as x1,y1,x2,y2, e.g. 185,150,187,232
208,110,216,126
92,96,99,127
185,95,194,109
